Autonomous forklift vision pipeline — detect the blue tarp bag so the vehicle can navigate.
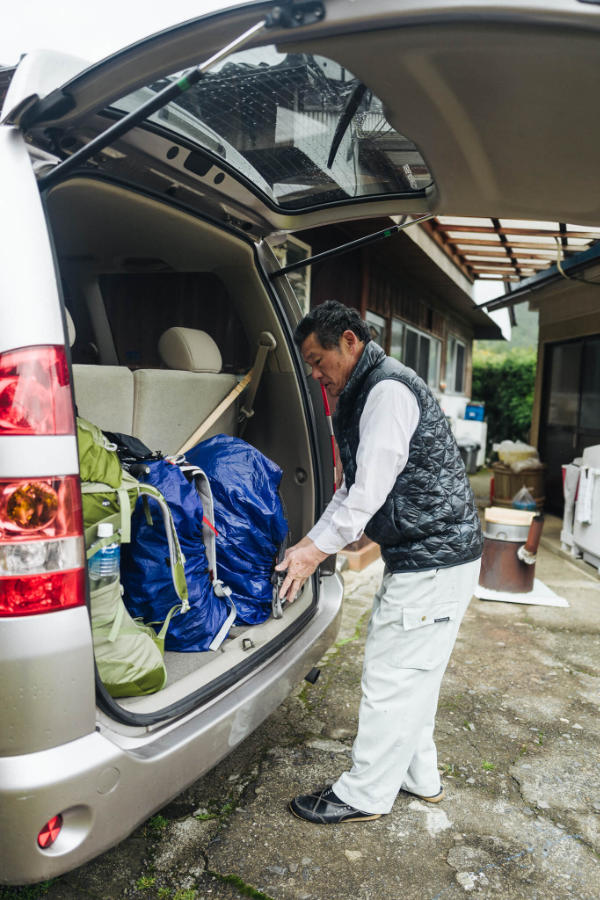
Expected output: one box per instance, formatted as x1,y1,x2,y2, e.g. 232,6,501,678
121,458,235,651
186,435,289,625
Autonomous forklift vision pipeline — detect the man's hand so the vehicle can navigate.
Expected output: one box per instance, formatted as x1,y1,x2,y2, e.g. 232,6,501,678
275,538,328,602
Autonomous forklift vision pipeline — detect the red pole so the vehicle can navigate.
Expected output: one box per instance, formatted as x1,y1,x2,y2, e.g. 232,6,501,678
321,384,337,493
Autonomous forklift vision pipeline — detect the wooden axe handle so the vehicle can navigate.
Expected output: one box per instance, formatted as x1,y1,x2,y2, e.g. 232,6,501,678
176,370,253,456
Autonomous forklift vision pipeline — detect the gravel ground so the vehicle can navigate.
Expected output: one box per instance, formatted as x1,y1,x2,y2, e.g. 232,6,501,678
3,538,600,900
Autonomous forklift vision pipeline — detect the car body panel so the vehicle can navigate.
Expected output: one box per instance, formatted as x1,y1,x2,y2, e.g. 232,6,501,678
0,572,342,885
0,127,69,355
0,436,79,478
4,1,600,229
0,608,96,757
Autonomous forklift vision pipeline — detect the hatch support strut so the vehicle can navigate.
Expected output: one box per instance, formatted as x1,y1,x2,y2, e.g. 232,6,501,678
269,214,435,278
38,1,326,192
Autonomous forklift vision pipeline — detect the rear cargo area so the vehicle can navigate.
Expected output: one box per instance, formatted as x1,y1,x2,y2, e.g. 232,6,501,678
45,176,321,717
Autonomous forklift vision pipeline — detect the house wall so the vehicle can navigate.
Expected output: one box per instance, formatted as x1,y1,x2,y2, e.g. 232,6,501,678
304,238,475,402
530,283,600,447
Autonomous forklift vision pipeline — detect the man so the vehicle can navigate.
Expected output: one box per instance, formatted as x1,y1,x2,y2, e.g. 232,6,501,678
276,300,482,825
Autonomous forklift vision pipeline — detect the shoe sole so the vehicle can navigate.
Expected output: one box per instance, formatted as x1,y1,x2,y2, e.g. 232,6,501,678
404,788,445,804
289,802,381,824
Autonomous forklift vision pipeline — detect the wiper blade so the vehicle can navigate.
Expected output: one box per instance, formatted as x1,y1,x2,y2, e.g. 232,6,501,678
326,82,367,169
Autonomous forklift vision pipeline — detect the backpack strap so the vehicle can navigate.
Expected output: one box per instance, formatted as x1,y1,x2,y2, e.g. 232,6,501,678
167,456,218,579
210,581,237,650
137,482,189,613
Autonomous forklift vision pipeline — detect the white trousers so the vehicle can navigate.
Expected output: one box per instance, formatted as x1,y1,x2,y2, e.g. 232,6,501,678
333,558,480,815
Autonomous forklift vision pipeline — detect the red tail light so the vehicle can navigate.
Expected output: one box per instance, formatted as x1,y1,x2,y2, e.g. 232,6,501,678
0,477,85,617
0,345,74,435
0,476,83,541
1,570,86,617
0,345,84,616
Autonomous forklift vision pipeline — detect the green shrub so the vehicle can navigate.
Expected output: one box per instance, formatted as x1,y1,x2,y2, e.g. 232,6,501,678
472,347,536,453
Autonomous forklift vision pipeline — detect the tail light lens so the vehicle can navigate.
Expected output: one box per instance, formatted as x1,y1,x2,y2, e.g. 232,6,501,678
0,477,85,617
0,345,85,616
1,570,86,617
0,476,82,540
0,345,74,435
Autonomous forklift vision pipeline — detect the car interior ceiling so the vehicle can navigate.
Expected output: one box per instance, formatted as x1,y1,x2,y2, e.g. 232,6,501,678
43,177,319,705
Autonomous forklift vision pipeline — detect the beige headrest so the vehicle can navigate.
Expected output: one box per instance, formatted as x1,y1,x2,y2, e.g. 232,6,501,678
158,327,222,373
65,309,76,347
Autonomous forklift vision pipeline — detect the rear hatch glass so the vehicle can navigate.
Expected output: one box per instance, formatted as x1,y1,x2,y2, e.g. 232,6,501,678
112,45,433,211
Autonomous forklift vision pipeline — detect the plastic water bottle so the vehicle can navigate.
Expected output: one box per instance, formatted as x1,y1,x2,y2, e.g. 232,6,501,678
88,522,120,587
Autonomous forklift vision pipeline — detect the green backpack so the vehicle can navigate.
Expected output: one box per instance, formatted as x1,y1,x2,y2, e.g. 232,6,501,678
78,417,189,698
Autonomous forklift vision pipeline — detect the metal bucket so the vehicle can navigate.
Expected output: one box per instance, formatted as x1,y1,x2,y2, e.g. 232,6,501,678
479,508,544,594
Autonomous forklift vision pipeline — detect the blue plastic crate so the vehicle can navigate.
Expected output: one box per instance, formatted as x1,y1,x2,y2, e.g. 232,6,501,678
465,403,485,421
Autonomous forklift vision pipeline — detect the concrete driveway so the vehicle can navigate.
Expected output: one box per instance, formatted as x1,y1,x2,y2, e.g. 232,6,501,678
3,537,600,900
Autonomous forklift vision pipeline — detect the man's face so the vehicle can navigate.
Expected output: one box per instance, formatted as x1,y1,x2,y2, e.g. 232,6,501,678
301,330,364,397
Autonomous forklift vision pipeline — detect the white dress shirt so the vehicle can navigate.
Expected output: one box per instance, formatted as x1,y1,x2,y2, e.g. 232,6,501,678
308,380,420,555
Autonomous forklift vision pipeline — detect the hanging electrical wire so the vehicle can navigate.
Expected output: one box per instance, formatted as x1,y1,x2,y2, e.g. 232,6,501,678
555,237,600,287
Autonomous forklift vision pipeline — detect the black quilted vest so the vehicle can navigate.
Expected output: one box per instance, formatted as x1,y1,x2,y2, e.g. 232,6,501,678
333,341,482,573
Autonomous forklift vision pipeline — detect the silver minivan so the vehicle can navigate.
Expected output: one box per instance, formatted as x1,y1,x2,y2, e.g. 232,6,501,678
1,0,599,885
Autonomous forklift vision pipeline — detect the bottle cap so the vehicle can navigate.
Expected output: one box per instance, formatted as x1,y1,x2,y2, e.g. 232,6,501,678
97,522,114,538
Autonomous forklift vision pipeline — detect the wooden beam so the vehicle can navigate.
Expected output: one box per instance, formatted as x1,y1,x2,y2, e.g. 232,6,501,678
442,238,584,252
461,249,557,260
437,225,600,240
420,219,475,282
473,268,536,277
492,216,521,279
469,255,550,265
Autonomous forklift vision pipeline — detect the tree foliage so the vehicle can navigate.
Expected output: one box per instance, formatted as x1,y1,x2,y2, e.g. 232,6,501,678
472,347,536,451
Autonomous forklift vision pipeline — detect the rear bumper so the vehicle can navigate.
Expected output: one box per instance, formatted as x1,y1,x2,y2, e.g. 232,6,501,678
0,573,342,885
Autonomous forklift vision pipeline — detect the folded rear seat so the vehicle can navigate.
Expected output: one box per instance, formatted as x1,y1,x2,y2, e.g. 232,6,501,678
132,327,238,456
72,365,135,435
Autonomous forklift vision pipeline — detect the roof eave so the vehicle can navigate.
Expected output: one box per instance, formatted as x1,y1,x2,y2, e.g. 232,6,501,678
483,241,600,312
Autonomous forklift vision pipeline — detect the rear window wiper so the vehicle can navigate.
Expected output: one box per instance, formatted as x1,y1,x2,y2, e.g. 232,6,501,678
327,82,367,169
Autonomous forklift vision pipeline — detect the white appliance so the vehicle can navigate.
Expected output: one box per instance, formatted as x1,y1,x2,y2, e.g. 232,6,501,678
572,444,600,573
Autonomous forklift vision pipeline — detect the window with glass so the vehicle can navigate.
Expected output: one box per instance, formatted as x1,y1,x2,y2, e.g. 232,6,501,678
366,310,387,349
113,46,433,211
446,336,466,394
390,319,404,361
270,236,312,313
391,319,440,388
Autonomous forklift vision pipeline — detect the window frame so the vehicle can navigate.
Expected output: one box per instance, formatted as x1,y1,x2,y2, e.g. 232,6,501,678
270,235,312,314
365,309,388,349
445,334,467,395
390,317,441,390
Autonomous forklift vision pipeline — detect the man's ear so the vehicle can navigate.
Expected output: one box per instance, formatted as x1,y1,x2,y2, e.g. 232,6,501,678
342,329,362,353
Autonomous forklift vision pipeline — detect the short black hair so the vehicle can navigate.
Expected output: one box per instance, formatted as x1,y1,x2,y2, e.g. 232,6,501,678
294,300,371,349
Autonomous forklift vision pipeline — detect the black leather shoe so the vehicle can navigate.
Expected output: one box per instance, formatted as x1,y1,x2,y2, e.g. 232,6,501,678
289,786,381,824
